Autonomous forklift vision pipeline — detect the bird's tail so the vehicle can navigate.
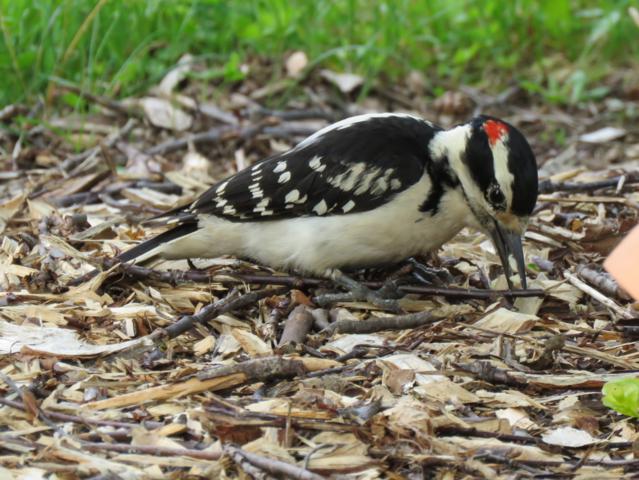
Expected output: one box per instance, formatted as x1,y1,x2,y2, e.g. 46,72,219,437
116,222,199,264
68,222,199,286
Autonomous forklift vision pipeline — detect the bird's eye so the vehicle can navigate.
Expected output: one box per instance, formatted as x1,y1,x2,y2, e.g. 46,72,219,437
488,187,505,206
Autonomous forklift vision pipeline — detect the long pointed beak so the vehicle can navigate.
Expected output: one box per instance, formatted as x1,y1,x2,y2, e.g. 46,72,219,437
489,220,527,290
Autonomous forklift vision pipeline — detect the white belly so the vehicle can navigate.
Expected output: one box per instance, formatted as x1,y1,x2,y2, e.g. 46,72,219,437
159,176,474,275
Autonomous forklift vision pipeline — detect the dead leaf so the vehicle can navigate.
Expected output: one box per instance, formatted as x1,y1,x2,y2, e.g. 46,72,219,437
0,193,26,234
579,127,626,143
0,320,151,357
473,307,538,334
541,426,600,447
285,51,308,77
302,432,375,473
231,328,273,357
139,97,192,131
320,69,364,94
157,54,193,95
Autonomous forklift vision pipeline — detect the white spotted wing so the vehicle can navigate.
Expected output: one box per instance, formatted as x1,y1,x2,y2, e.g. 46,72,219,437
183,114,441,222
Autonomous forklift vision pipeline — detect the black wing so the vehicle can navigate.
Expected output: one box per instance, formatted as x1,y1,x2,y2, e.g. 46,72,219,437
183,114,441,222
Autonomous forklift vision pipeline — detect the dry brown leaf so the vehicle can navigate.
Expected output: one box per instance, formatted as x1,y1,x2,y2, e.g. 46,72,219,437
495,408,539,430
443,436,564,462
472,307,538,334
0,193,26,234
303,432,376,473
381,353,479,403
230,328,273,357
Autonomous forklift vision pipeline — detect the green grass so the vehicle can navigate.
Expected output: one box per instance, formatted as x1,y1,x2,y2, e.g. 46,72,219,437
0,0,637,107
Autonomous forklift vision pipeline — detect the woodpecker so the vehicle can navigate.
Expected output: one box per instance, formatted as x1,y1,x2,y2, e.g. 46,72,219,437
117,113,538,294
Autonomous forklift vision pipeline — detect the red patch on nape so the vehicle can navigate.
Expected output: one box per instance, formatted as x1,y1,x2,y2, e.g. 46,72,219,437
483,119,509,146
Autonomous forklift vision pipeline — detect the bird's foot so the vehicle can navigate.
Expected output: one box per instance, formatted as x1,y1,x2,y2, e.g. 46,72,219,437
407,258,454,286
314,269,403,312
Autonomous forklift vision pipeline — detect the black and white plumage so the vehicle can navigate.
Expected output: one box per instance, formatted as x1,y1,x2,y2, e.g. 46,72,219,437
119,113,538,288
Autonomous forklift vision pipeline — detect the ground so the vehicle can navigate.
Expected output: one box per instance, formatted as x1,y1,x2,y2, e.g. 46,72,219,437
0,57,639,479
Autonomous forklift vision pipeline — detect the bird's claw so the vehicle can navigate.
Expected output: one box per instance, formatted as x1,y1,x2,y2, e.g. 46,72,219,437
314,269,403,312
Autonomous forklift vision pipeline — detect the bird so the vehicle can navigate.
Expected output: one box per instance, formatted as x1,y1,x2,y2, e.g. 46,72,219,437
114,113,538,306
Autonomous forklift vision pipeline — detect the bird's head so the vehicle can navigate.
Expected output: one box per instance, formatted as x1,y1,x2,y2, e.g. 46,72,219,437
445,115,538,289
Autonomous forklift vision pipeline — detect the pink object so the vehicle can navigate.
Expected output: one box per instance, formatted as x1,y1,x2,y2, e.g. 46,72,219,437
604,225,639,301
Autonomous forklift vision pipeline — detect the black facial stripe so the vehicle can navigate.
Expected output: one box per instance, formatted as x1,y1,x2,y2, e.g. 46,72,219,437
419,158,459,215
464,121,495,194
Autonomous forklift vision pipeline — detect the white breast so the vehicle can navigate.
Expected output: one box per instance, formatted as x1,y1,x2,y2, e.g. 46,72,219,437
157,173,475,275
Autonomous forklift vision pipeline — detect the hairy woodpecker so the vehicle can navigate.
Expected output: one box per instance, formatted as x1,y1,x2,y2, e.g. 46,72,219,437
117,113,538,291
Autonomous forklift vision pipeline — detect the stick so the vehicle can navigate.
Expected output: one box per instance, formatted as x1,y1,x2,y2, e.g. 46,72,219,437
197,356,307,382
564,271,633,320
278,305,314,346
83,264,545,300
455,361,527,388
59,118,137,174
252,107,339,122
144,123,317,157
224,444,325,480
538,172,639,194
80,441,222,461
326,310,441,334
577,265,630,301
50,78,140,117
159,286,288,339
145,124,253,156
0,397,163,429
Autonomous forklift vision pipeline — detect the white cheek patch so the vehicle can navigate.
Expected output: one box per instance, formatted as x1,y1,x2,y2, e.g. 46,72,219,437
491,135,514,211
431,125,480,203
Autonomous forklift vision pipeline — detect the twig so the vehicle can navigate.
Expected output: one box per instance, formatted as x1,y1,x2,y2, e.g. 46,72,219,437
71,264,545,300
278,305,315,346
225,445,270,479
455,361,527,388
157,286,288,340
469,452,639,469
435,425,539,445
0,375,61,433
577,265,630,301
145,123,318,157
564,271,633,320
80,440,222,461
53,180,182,208
232,273,545,299
59,118,137,174
539,172,639,194
0,397,163,429
224,444,325,480
50,78,140,117
197,356,307,382
204,406,356,432
84,356,338,411
252,107,339,122
145,124,262,156
326,310,441,334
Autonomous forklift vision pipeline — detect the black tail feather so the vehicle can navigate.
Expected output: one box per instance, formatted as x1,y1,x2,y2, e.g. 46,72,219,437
68,222,198,287
117,222,199,263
